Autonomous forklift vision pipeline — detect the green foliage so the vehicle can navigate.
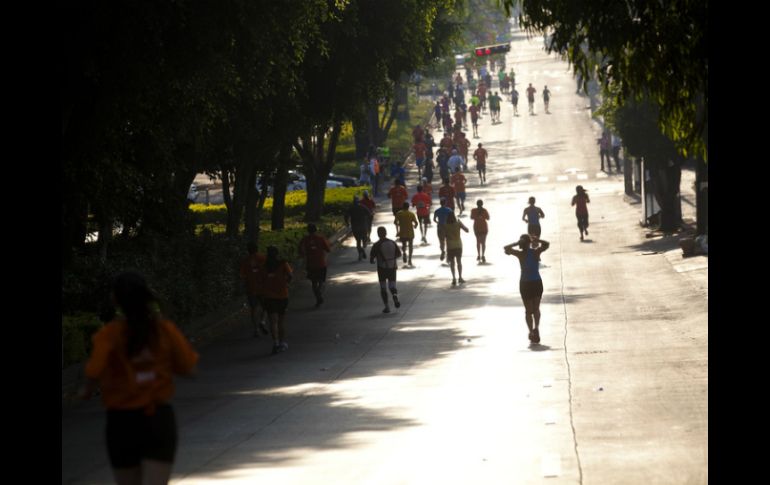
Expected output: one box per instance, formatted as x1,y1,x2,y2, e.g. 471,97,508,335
506,0,707,160
62,313,102,368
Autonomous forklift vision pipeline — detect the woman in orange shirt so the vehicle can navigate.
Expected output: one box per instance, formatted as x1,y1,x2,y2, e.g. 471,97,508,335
261,246,293,354
470,199,490,263
79,272,199,485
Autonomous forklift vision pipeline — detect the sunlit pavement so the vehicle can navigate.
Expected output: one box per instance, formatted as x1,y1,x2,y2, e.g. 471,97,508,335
62,25,707,485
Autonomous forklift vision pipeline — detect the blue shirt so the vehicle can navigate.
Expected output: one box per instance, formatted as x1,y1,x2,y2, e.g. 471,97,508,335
434,206,453,225
521,249,541,282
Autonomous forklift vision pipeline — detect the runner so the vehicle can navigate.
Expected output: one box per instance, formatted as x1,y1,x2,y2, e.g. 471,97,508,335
433,197,454,261
345,196,372,261
297,223,332,308
522,196,545,238
470,199,490,263
411,185,432,244
526,83,537,115
542,85,551,114
369,226,402,314
504,235,550,344
438,178,456,212
444,212,470,286
388,179,409,216
469,102,480,138
239,241,268,336
473,143,488,185
360,190,376,244
413,137,427,180
394,202,418,267
262,246,293,353
511,88,519,116
571,185,591,241
451,166,468,215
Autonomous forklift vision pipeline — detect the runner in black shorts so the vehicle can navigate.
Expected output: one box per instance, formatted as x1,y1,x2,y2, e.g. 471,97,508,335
504,234,550,344
369,226,402,313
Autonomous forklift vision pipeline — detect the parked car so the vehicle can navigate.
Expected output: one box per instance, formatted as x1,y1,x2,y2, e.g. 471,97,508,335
327,173,359,187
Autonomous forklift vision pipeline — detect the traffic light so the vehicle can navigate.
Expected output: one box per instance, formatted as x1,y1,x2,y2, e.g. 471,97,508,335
474,43,510,57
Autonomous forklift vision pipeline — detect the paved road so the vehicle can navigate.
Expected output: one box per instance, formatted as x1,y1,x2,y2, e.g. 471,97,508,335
62,25,707,485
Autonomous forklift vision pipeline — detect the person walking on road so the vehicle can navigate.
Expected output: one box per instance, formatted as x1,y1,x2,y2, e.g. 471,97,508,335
504,234,550,343
298,223,331,307
79,271,199,485
543,85,551,114
571,185,591,241
598,130,612,172
394,202,419,267
239,241,268,336
262,246,293,354
370,226,402,314
470,199,490,263
444,212,470,286
522,196,545,238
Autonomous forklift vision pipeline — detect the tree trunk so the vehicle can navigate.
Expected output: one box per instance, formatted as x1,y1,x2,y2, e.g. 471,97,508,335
695,157,708,235
97,215,113,262
243,167,259,242
221,167,233,210
225,165,249,238
652,159,682,233
271,163,289,230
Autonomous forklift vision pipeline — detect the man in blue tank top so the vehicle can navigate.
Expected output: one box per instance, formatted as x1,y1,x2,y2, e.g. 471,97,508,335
504,234,550,344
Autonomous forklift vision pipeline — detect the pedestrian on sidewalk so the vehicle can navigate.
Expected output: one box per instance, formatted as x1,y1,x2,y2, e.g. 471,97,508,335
598,130,612,172
369,226,402,314
79,271,199,485
394,202,419,267
470,199,490,263
611,134,623,173
345,196,372,261
444,212,469,286
522,196,545,238
504,234,550,343
239,241,268,336
571,185,591,241
298,223,331,307
262,246,293,354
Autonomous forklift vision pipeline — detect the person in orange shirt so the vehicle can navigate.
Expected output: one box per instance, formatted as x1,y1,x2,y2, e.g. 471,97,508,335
79,272,199,485
451,167,468,214
298,223,331,308
413,139,427,180
262,246,293,354
411,184,432,244
470,199,490,263
438,178,456,211
388,179,409,216
239,241,268,337
473,143,488,185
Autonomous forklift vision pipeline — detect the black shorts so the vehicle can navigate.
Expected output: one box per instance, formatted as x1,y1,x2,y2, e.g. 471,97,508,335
307,267,327,283
418,214,431,226
353,229,368,240
527,223,542,237
576,214,589,228
447,247,462,260
106,404,177,468
247,294,263,309
519,280,544,300
263,298,289,315
377,267,397,282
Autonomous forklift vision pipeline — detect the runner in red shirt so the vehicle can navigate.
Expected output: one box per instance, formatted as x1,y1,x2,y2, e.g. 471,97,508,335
239,241,268,336
388,179,409,216
438,179,456,211
297,223,331,308
473,143,488,185
411,185,432,244
470,199,490,263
